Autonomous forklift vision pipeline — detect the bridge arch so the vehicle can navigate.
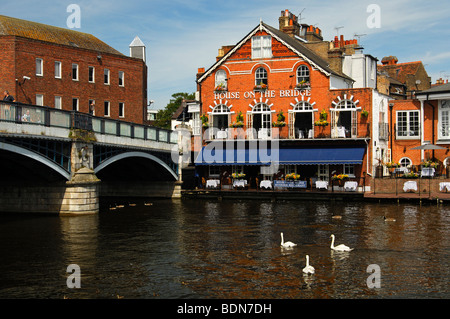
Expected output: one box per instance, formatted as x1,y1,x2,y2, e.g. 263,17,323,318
94,151,178,181
0,142,70,180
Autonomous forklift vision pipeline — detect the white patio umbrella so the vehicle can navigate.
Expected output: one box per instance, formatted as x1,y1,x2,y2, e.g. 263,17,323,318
410,144,447,150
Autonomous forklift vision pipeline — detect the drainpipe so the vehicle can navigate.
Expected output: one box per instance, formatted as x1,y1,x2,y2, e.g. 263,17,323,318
420,99,424,161
389,102,393,160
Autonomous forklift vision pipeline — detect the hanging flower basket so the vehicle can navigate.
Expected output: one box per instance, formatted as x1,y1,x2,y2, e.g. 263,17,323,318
331,174,349,181
285,173,300,181
314,120,329,127
232,173,246,179
214,83,227,92
361,109,369,117
200,114,209,128
254,84,267,91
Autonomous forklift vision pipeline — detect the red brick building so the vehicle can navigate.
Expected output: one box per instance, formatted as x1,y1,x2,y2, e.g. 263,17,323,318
0,15,147,124
193,10,388,191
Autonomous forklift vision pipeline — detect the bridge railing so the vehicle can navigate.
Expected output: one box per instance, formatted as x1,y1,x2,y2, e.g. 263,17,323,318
0,101,177,144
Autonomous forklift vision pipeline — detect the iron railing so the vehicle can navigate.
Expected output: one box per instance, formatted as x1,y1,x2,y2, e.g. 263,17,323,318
0,101,178,144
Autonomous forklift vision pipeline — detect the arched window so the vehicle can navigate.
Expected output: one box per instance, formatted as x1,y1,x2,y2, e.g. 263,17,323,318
215,70,227,91
255,67,268,86
399,157,412,168
336,99,357,109
297,65,310,84
293,101,313,112
212,104,229,113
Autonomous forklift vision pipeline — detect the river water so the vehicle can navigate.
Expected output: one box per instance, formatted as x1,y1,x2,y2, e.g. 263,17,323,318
0,199,449,299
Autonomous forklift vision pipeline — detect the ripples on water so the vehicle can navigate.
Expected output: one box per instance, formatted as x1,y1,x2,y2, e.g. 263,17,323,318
0,199,449,299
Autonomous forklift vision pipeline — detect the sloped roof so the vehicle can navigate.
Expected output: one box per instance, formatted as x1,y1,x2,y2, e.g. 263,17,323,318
416,82,450,96
0,15,123,56
197,21,354,83
377,61,423,84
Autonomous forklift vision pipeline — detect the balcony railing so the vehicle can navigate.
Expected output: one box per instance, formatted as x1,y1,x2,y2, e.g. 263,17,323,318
205,123,370,141
0,101,178,144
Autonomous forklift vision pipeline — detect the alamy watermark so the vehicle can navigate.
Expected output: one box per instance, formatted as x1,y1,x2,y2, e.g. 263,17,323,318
367,4,381,29
66,264,81,288
367,264,381,288
66,4,81,29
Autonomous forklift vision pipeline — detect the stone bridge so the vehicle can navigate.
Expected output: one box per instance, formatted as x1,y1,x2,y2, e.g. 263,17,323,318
0,101,181,215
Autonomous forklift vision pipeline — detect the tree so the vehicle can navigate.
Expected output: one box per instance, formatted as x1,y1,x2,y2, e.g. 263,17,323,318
152,92,195,129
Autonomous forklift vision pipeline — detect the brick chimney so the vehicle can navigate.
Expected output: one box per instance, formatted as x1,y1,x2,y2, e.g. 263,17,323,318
279,9,300,38
381,56,398,65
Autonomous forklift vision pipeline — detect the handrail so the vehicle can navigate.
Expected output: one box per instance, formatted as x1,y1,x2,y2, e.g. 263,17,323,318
0,101,177,144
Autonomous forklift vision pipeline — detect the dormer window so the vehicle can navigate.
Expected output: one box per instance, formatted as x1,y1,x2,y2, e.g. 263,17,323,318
251,36,272,59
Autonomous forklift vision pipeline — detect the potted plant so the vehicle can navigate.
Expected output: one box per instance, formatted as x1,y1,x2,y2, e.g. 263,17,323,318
254,83,267,91
361,109,369,117
200,114,209,128
214,82,227,92
285,173,300,181
272,111,286,127
231,172,246,179
231,111,245,128
296,79,310,89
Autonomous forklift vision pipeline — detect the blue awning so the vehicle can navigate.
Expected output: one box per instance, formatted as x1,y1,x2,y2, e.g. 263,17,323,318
195,146,365,165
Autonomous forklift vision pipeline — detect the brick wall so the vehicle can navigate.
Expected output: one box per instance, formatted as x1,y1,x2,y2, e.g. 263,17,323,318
0,36,147,124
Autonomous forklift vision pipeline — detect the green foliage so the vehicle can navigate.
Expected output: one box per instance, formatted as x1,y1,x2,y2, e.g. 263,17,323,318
152,92,195,129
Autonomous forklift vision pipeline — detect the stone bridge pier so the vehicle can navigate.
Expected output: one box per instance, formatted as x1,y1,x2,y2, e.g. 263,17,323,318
60,141,100,216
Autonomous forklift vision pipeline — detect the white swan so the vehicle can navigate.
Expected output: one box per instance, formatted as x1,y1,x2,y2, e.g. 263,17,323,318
330,234,353,251
280,232,297,248
302,255,315,274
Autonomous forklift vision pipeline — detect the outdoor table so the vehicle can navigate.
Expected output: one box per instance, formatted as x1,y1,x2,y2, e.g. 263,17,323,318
206,179,220,189
315,180,328,190
403,181,417,192
439,182,450,192
216,130,227,139
260,180,272,189
337,126,346,138
233,179,247,188
344,181,358,192
421,167,435,177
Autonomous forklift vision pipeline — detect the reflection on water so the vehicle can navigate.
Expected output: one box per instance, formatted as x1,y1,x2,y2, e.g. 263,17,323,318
0,199,449,298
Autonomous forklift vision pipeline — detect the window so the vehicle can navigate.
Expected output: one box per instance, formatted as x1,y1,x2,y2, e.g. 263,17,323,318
55,61,61,78
209,166,221,177
89,66,95,83
36,58,43,76
118,71,124,86
252,36,272,59
396,110,419,138
72,64,78,81
119,102,125,118
72,98,79,111
255,67,268,87
439,100,450,139
297,65,310,85
104,101,110,117
36,94,44,106
104,69,110,85
399,157,412,168
215,70,227,90
55,96,62,109
343,164,355,177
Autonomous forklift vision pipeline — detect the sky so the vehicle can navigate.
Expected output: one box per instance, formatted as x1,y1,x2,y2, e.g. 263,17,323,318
2,0,450,110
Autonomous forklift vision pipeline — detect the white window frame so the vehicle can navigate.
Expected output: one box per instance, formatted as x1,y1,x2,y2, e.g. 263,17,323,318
119,102,125,118
72,63,79,81
215,70,227,90
251,35,272,59
343,164,355,177
89,66,95,83
104,101,110,117
54,61,61,79
297,65,310,84
36,94,44,106
104,69,110,85
396,110,420,139
36,58,43,76
438,100,450,140
55,96,62,109
399,157,412,168
209,166,221,178
255,67,268,86
118,71,125,87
